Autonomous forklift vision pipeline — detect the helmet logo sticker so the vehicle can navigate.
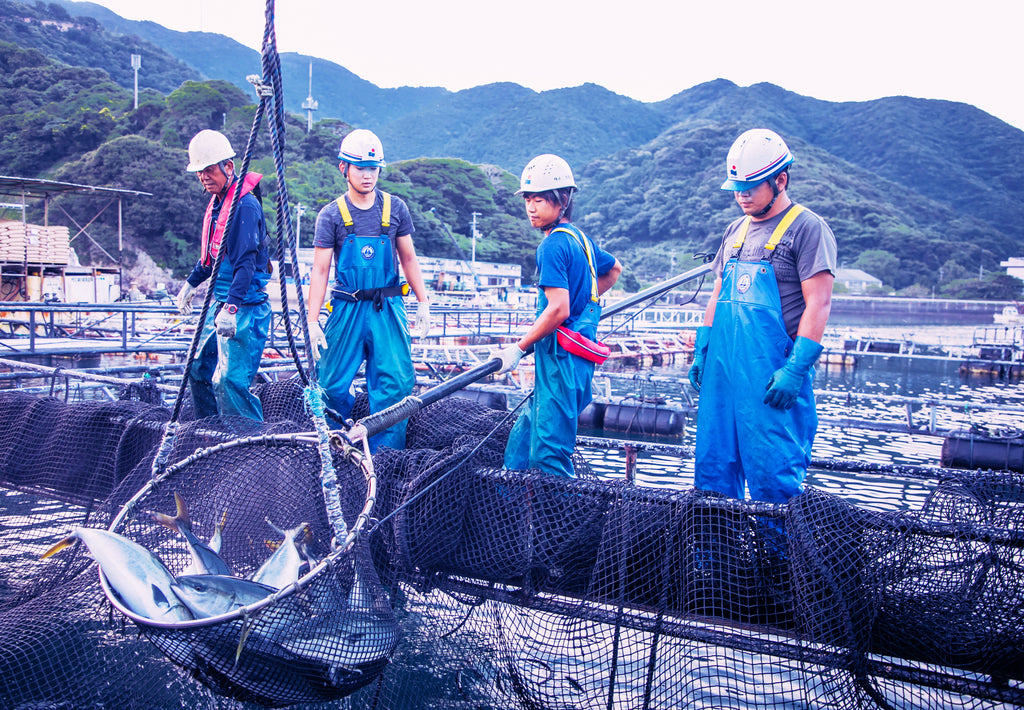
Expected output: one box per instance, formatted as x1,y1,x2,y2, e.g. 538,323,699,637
361,244,375,260
737,272,752,294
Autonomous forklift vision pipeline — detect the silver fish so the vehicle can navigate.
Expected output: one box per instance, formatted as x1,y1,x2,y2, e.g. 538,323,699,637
151,491,232,576
43,527,192,622
279,610,399,678
171,574,277,618
250,520,311,590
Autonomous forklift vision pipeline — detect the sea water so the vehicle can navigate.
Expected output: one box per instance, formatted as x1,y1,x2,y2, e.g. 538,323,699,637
585,317,1024,513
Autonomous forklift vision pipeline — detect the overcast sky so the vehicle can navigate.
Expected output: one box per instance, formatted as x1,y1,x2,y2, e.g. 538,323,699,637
72,0,1024,131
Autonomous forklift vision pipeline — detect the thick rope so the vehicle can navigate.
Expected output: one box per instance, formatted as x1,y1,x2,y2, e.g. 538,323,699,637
260,0,313,386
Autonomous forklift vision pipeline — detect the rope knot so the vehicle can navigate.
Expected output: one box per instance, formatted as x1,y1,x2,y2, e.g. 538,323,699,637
246,75,274,97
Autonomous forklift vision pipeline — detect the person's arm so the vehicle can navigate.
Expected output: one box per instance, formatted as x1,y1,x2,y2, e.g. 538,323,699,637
597,258,622,296
702,277,723,326
514,286,569,352
224,201,261,306
396,235,429,303
307,247,334,320
795,271,834,342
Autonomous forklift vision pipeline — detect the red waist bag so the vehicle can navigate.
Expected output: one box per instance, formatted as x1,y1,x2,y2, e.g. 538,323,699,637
556,326,611,364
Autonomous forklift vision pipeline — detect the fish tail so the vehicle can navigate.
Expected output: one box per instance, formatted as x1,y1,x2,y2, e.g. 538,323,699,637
41,534,78,559
150,511,181,534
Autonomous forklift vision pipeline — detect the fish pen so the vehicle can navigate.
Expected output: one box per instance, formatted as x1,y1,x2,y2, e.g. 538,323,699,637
0,2,1020,707
0,385,1022,709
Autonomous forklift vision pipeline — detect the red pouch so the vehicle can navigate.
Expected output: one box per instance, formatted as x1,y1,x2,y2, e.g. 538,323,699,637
556,326,611,364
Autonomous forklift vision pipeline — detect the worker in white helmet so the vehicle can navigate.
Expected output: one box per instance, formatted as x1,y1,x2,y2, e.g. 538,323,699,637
307,128,430,451
176,129,272,421
497,154,622,477
690,128,837,503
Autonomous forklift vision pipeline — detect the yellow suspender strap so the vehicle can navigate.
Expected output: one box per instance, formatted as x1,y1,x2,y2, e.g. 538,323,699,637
730,204,805,252
381,192,391,228
552,226,599,302
730,217,752,249
335,191,392,232
765,204,804,250
335,196,354,231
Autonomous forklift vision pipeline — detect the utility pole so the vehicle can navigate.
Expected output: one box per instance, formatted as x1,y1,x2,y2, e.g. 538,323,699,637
130,54,141,109
301,62,318,133
470,212,481,269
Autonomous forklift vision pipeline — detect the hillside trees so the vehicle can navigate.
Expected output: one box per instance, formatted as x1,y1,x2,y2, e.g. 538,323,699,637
0,41,126,175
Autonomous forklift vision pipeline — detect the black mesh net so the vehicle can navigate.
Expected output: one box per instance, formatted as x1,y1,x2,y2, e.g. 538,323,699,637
0,388,1022,709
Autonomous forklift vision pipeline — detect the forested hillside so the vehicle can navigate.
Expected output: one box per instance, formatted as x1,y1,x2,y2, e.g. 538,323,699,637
2,0,1022,299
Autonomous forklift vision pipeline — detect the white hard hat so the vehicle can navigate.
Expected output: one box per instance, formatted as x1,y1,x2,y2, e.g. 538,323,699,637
721,129,794,191
516,154,576,195
186,130,235,172
338,129,386,168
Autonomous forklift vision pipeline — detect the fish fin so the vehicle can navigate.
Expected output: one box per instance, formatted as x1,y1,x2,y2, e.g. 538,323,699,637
152,583,172,611
234,618,253,670
41,534,78,559
173,491,193,533
264,516,286,537
150,511,180,533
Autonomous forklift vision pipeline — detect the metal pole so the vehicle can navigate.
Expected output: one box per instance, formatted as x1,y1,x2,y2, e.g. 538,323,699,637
131,54,141,110
118,198,124,299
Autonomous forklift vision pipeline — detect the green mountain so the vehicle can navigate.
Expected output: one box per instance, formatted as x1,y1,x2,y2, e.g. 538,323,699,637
2,0,1022,298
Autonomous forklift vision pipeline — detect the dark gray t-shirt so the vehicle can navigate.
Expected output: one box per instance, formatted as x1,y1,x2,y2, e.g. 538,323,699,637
313,191,414,251
710,203,837,336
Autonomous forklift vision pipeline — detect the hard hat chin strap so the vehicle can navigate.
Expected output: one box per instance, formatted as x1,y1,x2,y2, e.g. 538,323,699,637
540,190,574,232
752,171,785,218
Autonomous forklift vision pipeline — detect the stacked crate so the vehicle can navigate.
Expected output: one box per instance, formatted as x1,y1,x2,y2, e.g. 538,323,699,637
0,220,71,265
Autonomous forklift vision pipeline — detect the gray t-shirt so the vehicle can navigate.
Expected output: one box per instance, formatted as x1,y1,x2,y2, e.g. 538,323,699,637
710,203,837,336
313,190,414,252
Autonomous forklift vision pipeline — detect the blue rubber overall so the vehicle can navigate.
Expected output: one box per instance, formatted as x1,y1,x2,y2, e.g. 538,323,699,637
694,259,817,502
503,290,600,479
317,212,413,452
191,300,271,420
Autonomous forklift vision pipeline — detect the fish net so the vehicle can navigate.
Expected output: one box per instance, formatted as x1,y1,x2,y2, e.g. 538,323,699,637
1,387,1022,709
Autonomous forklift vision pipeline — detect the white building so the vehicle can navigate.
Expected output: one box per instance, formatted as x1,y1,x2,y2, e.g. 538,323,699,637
834,267,883,294
273,250,522,294
1000,257,1024,281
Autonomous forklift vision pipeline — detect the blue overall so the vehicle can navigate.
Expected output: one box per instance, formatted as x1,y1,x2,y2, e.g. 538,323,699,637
694,258,817,503
191,300,271,420
504,226,602,478
317,195,413,451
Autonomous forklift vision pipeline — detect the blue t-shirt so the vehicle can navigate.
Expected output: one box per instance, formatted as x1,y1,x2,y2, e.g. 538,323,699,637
535,223,616,326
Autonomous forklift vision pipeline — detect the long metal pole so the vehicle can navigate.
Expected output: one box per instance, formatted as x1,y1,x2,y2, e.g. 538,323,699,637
600,263,712,319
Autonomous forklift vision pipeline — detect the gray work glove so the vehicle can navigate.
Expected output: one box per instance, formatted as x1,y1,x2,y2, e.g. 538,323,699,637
214,307,237,338
308,320,328,362
495,343,526,374
175,283,196,316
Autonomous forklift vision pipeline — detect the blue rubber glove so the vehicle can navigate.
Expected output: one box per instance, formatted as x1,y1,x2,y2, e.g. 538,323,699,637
764,336,823,410
687,326,712,391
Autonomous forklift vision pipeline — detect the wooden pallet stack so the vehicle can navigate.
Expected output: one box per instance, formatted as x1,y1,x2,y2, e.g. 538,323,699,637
0,220,71,265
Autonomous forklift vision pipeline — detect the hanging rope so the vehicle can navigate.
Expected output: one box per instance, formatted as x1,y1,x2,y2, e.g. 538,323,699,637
260,0,315,386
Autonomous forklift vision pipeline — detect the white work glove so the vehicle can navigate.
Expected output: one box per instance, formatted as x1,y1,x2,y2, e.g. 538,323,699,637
175,283,196,316
308,320,328,362
414,301,431,339
215,307,237,338
495,343,526,374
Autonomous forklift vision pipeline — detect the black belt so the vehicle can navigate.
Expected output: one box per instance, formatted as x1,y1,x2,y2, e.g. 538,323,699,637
332,284,409,310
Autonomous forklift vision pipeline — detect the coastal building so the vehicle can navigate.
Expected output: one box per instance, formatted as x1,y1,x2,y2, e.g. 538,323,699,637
834,267,883,294
276,250,523,295
1000,257,1024,282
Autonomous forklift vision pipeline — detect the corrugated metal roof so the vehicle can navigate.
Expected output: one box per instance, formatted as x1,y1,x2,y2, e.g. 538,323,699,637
0,175,152,200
